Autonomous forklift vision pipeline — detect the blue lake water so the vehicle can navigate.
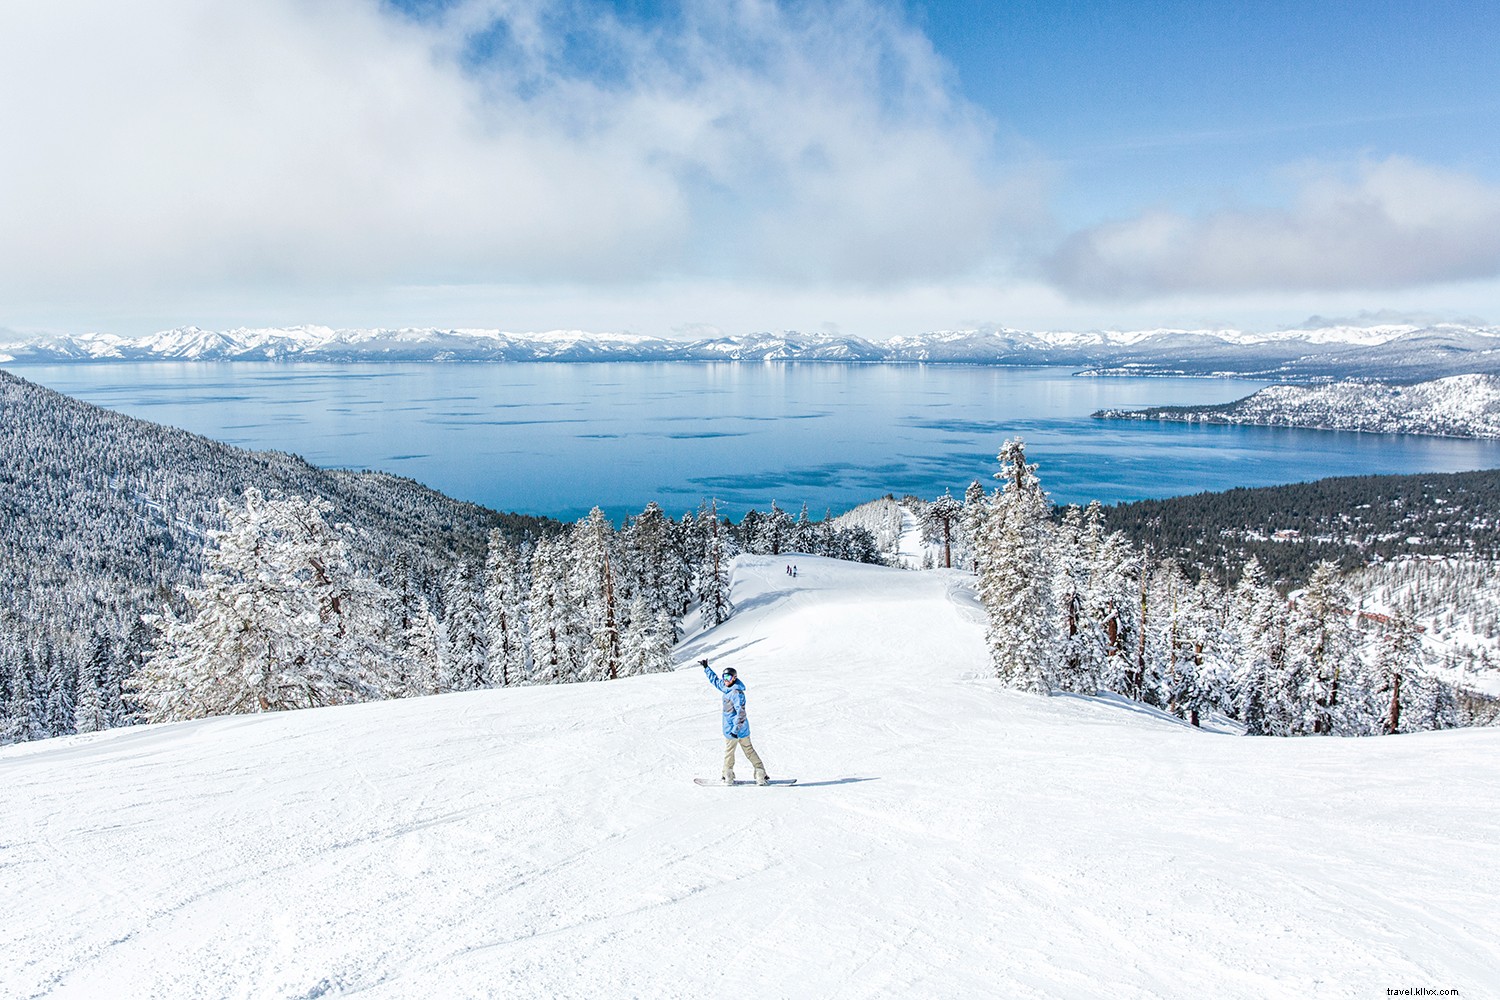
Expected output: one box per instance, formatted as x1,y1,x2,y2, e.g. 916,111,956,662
17,362,1500,521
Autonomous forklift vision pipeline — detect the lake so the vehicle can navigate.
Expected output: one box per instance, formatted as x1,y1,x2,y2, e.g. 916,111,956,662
17,361,1500,521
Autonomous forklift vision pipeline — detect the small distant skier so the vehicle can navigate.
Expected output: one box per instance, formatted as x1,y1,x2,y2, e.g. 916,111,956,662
701,659,770,785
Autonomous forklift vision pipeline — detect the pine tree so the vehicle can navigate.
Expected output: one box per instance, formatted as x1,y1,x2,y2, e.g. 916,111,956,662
975,440,1057,694
442,564,487,691
620,596,674,677
73,632,112,734
1084,501,1135,695
926,491,963,570
793,502,819,554
1,656,30,745
112,615,153,726
526,534,579,683
1288,561,1365,736
1372,606,1423,734
664,514,698,618
1141,559,1188,710
573,508,623,682
1180,577,1232,727
620,501,689,640
405,596,442,696
128,489,400,722
697,499,733,628
1052,505,1095,694
482,530,527,688
41,646,76,736
1231,557,1284,735
961,480,987,572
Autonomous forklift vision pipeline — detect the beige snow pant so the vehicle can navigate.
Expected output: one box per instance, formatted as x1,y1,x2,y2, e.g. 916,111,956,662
723,737,766,781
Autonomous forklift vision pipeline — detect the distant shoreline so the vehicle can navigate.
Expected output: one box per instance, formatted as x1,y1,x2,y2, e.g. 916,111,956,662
1096,374,1500,441
6,322,1500,381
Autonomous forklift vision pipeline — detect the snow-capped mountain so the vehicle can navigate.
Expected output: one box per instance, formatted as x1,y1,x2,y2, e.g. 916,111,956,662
5,321,1500,378
1098,373,1500,439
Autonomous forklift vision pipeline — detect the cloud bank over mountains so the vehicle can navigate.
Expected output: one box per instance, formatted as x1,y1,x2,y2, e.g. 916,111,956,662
1,0,1497,333
1047,157,1500,300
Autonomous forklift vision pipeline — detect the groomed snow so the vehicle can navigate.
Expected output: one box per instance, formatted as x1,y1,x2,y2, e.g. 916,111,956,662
3,557,1496,998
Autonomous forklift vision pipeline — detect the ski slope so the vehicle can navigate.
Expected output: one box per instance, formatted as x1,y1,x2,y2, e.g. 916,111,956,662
3,557,1497,999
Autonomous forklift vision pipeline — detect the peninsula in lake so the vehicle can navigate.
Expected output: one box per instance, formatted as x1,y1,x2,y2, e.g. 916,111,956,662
1096,373,1500,440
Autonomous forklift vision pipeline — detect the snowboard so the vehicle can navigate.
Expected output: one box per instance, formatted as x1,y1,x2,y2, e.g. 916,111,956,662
694,777,798,787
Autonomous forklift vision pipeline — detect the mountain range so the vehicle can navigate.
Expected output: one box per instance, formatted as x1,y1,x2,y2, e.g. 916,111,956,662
5,321,1500,379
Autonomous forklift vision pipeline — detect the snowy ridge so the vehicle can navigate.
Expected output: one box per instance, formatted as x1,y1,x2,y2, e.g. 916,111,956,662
5,322,1500,378
4,555,1498,998
1098,374,1500,439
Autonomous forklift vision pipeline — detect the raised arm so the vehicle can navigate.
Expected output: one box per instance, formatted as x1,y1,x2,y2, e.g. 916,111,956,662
701,659,725,692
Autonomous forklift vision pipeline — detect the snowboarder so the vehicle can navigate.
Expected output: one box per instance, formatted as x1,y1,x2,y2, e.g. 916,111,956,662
701,659,770,785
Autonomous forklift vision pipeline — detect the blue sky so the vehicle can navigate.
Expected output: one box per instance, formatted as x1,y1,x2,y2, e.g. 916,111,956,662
921,0,1500,219
2,0,1498,337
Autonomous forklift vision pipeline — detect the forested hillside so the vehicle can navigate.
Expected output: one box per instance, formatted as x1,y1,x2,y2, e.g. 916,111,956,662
1100,468,1500,586
1096,373,1500,439
0,369,880,745
0,368,562,742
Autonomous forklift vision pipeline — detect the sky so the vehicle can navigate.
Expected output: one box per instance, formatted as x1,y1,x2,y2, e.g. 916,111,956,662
2,0,1499,338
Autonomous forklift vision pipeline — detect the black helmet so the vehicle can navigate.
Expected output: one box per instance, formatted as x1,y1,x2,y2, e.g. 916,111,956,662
723,667,737,679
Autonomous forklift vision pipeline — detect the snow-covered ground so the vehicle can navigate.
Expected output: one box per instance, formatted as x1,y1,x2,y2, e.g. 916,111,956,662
4,557,1497,999
893,507,928,569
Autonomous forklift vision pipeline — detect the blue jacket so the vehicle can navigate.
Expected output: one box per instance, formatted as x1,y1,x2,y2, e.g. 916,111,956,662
704,665,750,738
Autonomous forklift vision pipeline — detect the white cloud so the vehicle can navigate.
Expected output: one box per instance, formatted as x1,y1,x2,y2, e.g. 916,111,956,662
0,0,1041,323
1045,157,1500,300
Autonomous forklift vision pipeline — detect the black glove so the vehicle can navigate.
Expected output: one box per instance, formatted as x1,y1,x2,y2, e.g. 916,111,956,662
699,659,710,668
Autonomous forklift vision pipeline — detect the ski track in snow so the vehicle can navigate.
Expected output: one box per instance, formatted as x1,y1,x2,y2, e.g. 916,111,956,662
3,556,1498,999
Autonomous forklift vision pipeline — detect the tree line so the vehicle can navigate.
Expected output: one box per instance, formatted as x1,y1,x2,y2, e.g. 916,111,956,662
962,440,1490,735
0,368,879,743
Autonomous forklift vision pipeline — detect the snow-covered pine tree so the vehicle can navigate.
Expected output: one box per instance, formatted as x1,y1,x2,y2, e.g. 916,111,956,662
961,480,987,572
114,615,155,726
975,440,1057,694
1413,672,1461,731
1052,505,1096,695
41,646,75,737
1144,559,1191,711
571,508,623,682
72,632,111,734
1180,577,1234,727
1083,501,1135,695
926,490,963,570
697,499,733,628
620,501,690,640
620,595,675,677
1230,557,1285,736
0,655,30,745
621,503,663,603
793,502,819,554
482,530,527,687
128,489,399,722
1288,561,1366,735
665,513,700,618
403,595,443,696
763,502,793,556
1371,606,1423,734
526,533,580,683
442,564,487,691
